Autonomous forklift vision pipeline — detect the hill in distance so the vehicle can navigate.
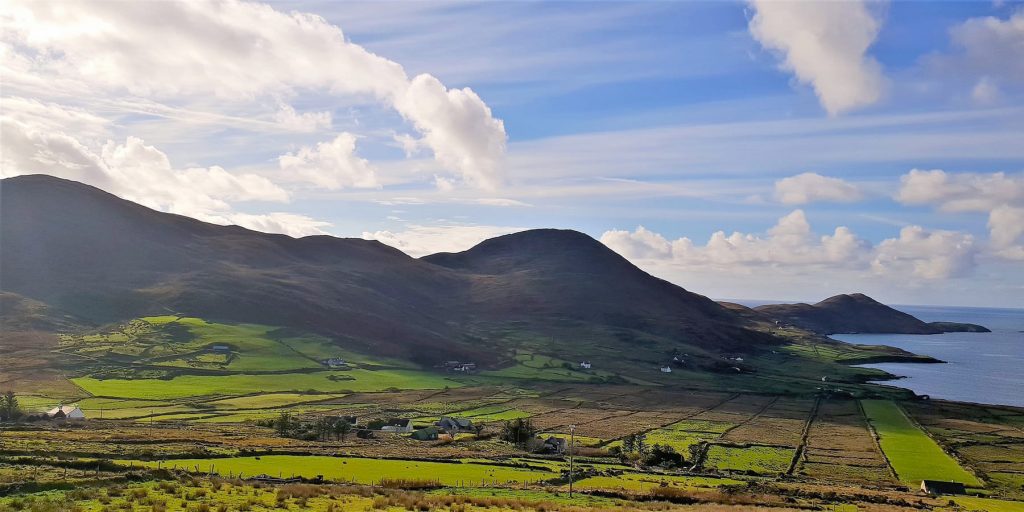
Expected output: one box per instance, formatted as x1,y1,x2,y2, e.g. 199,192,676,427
752,293,989,335
1,174,777,371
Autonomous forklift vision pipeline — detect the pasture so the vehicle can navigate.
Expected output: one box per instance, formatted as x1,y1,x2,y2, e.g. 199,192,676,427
124,455,558,486
861,400,982,487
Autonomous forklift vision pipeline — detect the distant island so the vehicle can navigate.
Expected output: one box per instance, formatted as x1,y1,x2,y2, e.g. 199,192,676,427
750,293,990,335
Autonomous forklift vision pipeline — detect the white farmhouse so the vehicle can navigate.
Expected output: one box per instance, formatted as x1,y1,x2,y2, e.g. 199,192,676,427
47,404,86,420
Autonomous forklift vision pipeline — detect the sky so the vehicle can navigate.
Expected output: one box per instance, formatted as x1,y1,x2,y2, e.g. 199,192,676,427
2,0,1023,308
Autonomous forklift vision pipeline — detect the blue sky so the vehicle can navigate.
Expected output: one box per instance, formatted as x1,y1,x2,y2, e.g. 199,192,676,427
2,0,1022,307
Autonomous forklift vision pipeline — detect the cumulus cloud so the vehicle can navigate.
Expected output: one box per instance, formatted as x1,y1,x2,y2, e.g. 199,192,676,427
747,0,886,115
1,108,332,238
601,210,977,280
214,212,332,238
896,169,1024,258
774,172,863,205
872,226,976,279
362,224,526,257
1,0,507,186
949,8,1024,88
602,210,871,269
988,205,1024,260
896,169,1024,212
278,133,378,190
274,104,332,132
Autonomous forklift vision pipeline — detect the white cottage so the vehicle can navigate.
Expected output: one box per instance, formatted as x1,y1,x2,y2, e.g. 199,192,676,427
660,366,673,373
47,404,86,420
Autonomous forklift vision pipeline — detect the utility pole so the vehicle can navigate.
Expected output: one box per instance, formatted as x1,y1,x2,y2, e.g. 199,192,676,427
568,424,576,498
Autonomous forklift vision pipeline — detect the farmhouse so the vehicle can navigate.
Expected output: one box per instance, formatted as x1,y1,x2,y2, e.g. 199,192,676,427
579,361,592,369
337,415,358,426
410,426,440,441
436,416,474,433
379,419,414,433
47,404,85,420
542,436,567,454
660,365,672,373
210,344,230,353
322,358,347,369
920,480,967,495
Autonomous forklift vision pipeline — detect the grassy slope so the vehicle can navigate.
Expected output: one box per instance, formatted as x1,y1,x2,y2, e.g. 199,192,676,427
862,400,982,486
123,455,556,485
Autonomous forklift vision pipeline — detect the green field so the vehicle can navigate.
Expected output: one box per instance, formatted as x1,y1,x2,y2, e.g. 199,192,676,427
704,445,793,474
72,369,458,399
574,473,742,492
953,497,1024,512
861,400,982,487
123,455,557,486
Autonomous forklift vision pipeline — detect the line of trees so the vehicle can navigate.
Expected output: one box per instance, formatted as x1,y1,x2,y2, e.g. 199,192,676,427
612,432,687,468
0,391,23,422
258,412,353,441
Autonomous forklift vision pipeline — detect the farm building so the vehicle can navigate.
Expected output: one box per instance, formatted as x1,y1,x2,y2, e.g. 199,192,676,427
337,415,358,426
379,419,414,433
920,480,967,495
542,436,567,454
410,426,440,441
660,365,672,373
47,404,85,420
322,358,347,369
579,361,592,369
210,344,230,353
436,416,474,433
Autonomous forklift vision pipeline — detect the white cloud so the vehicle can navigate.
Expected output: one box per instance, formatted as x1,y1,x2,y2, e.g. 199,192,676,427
774,172,862,205
273,104,332,132
747,0,886,115
896,169,1024,213
1,0,507,187
872,226,977,279
948,8,1024,88
988,205,1024,260
278,133,378,190
433,175,455,192
896,169,1024,259
0,110,335,238
474,198,532,207
602,210,870,269
601,210,978,280
212,212,332,238
362,224,526,257
972,76,1001,104
394,74,506,189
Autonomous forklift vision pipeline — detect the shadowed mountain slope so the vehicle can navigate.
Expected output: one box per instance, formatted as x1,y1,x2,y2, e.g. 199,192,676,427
753,293,988,335
1,175,776,366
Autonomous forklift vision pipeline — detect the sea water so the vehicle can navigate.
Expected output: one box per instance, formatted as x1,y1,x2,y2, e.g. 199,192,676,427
832,305,1024,408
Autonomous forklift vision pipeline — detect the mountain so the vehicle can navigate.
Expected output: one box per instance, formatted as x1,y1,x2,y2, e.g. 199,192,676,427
0,175,776,367
753,293,989,335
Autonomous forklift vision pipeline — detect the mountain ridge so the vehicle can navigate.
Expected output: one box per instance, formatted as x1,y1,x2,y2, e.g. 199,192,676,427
1,174,777,369
752,293,989,335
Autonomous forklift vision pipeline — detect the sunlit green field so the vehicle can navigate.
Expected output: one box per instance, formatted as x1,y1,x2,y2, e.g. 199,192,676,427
123,455,557,486
704,445,793,475
862,400,982,487
72,369,459,400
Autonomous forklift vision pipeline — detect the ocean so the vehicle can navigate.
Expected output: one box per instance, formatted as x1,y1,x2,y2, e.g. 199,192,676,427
831,305,1024,408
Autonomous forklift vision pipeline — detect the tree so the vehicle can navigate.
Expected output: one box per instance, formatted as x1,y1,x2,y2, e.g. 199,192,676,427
645,444,684,468
500,418,537,447
473,423,485,437
274,412,294,437
314,416,332,441
0,391,21,422
621,432,647,455
688,442,704,465
333,419,352,441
